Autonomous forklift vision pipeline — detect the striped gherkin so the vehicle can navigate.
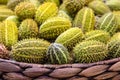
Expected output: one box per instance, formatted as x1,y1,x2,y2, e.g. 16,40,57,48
55,27,84,50
73,40,108,63
35,2,58,25
74,7,95,33
39,17,72,40
0,20,18,48
19,19,39,40
0,8,14,21
11,38,50,63
63,0,85,17
47,43,72,64
97,12,119,35
15,2,36,20
108,33,120,58
85,30,110,43
88,0,111,15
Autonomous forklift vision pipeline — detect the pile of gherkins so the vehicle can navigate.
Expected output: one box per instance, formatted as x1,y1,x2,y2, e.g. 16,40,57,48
0,0,120,64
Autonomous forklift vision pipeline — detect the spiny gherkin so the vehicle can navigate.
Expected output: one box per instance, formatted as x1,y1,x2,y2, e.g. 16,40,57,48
73,7,95,33
73,40,108,63
97,12,118,35
35,2,58,25
11,38,50,63
7,0,25,11
0,20,18,48
15,2,36,20
55,27,84,50
108,33,120,58
47,43,72,64
88,0,111,15
19,19,38,40
85,30,110,43
39,17,72,40
63,0,85,17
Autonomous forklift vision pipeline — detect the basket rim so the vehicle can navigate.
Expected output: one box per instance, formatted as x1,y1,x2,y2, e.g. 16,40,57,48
0,57,120,68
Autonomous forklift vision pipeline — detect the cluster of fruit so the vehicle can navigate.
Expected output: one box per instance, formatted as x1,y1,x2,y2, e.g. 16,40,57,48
0,0,120,64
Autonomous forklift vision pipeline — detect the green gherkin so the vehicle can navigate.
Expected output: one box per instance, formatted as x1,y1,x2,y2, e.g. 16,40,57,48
97,12,119,35
74,7,95,33
47,43,72,64
11,38,50,63
0,20,18,48
7,0,25,11
45,0,60,6
55,27,84,50
85,30,110,43
19,19,39,40
15,2,36,20
106,0,120,11
88,0,111,15
35,2,58,25
108,33,120,58
39,17,72,40
63,0,85,17
0,8,14,21
113,11,120,31
73,40,108,63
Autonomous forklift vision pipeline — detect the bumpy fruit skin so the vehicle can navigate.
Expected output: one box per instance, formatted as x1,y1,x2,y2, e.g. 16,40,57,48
35,2,58,25
55,27,84,50
63,0,84,17
113,11,120,31
11,38,50,63
0,20,18,48
85,30,110,43
108,33,120,58
88,0,111,15
73,40,108,63
19,19,38,40
15,2,36,20
0,8,14,21
45,0,60,6
106,0,120,11
57,10,72,22
0,44,9,59
73,7,95,33
97,12,118,35
0,0,8,4
6,15,20,26
47,43,72,64
39,17,72,40
7,0,25,10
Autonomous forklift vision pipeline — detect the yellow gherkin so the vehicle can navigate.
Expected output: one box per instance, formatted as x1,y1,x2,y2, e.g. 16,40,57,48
35,2,58,25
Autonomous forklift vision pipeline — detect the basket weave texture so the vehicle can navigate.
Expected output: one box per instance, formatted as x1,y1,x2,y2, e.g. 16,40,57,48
0,58,120,80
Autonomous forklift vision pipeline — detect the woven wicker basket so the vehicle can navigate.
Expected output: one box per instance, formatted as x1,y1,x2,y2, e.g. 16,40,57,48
0,57,120,80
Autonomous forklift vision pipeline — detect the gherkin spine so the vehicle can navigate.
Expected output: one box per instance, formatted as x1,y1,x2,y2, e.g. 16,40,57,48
74,7,95,33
